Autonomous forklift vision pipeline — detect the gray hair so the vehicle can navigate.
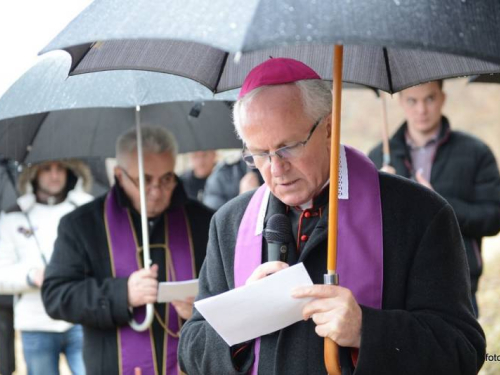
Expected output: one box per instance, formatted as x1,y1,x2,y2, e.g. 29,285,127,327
232,80,332,139
116,125,178,166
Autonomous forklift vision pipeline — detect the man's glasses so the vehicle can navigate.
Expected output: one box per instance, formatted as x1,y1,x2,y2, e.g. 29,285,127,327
242,118,322,168
120,167,176,191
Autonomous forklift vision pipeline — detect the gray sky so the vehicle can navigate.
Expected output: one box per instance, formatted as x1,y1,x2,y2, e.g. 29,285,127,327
0,0,92,96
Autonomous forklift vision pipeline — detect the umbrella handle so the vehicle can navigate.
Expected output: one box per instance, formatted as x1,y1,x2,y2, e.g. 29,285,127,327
129,106,154,332
129,303,154,332
324,273,341,375
325,338,341,375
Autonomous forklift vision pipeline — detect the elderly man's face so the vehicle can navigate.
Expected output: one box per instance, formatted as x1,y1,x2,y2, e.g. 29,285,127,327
240,85,331,206
115,150,177,217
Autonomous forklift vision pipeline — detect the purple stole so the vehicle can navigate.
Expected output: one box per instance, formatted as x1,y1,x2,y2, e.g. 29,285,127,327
105,186,195,375
234,146,384,374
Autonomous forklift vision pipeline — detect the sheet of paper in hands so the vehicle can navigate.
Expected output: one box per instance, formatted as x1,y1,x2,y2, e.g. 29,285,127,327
157,279,199,303
194,263,313,346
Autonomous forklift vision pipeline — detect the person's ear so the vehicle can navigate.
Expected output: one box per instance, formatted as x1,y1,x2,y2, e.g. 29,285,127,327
325,113,333,139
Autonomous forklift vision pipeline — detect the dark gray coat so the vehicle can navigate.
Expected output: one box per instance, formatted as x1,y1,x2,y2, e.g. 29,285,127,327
179,173,485,375
368,117,500,293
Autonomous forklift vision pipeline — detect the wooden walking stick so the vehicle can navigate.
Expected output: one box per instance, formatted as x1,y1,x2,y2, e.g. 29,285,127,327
324,44,343,375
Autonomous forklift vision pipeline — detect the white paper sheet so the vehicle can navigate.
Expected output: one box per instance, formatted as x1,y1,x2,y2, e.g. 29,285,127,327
157,279,199,303
194,263,314,346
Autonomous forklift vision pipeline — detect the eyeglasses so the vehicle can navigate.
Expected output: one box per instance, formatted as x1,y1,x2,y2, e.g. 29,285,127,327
242,118,322,168
120,167,176,191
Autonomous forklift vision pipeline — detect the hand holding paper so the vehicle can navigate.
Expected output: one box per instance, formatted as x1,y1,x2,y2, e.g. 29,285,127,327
157,279,199,303
194,263,314,346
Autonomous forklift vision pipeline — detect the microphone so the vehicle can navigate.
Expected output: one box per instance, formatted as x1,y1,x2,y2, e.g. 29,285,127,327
263,214,293,262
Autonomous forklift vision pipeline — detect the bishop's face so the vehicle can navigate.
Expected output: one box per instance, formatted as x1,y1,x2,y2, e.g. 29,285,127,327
240,84,331,207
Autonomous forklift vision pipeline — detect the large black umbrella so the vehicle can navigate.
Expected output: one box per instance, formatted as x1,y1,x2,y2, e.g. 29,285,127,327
39,0,500,94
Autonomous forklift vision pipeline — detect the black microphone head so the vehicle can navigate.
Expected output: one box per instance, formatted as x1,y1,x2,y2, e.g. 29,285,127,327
264,214,292,244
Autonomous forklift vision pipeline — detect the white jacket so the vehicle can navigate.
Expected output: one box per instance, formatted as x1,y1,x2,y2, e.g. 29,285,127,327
0,172,93,331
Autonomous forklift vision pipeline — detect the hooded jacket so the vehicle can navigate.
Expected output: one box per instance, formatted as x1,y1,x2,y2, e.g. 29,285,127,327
0,159,94,331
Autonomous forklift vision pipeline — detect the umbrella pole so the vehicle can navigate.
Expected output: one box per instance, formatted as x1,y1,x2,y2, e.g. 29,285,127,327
324,45,343,375
380,93,391,166
129,105,154,332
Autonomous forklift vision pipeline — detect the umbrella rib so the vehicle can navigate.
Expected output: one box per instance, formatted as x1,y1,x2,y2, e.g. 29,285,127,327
382,47,395,94
213,52,230,94
67,43,97,75
23,112,50,162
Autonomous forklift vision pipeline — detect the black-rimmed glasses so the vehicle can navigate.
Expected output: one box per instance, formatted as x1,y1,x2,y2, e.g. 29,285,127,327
120,167,176,190
242,118,322,168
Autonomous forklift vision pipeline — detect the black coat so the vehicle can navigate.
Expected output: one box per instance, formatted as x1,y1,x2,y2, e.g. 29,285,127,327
368,117,500,292
42,183,213,375
178,173,485,375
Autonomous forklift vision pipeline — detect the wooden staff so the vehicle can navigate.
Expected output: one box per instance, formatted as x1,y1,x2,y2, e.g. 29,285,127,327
324,44,343,375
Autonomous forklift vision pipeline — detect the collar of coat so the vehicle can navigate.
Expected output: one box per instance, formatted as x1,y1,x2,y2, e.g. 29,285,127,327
264,191,330,262
391,115,452,157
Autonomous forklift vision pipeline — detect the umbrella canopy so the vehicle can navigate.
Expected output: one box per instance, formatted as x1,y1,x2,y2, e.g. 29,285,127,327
42,0,500,64
0,52,214,120
0,54,241,164
0,104,240,164
41,41,500,96
39,0,500,94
